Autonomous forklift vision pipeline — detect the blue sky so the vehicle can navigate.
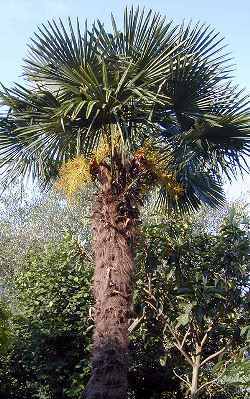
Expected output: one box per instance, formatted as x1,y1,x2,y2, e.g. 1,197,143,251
0,0,249,198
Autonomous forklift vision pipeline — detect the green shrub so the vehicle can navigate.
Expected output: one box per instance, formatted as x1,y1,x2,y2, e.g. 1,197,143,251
0,234,93,398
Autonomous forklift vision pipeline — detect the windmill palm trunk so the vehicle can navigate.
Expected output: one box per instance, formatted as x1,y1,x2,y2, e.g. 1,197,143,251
85,167,137,398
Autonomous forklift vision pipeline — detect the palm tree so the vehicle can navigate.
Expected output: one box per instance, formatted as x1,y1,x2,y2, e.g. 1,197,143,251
0,7,249,399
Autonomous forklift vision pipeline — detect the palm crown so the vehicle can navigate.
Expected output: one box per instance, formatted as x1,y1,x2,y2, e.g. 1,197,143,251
0,7,249,212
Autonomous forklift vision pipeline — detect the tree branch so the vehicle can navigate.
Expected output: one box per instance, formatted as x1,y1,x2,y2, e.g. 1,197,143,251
200,326,213,348
173,369,191,388
174,343,194,367
128,313,145,333
181,327,190,348
196,377,219,394
195,355,231,395
146,300,194,367
200,347,226,367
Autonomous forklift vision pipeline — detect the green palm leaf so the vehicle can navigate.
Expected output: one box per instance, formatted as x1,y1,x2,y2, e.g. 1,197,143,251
0,6,249,211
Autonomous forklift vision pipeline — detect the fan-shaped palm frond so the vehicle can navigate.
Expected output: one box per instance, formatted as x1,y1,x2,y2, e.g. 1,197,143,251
159,84,250,183
0,9,182,188
0,6,249,211
156,161,225,213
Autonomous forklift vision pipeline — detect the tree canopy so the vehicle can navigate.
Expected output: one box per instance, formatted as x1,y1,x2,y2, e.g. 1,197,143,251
0,7,250,212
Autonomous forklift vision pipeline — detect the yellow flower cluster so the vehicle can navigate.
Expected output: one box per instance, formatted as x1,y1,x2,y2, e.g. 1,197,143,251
56,136,184,201
56,133,121,199
91,131,121,165
94,136,110,164
134,142,184,198
56,156,92,199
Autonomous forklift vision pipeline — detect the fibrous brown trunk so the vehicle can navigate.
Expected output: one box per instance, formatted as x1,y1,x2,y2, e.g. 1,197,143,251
85,184,136,399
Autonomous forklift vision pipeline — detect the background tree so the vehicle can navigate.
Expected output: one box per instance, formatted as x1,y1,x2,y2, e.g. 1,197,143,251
1,6,250,398
135,208,249,398
0,184,92,280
